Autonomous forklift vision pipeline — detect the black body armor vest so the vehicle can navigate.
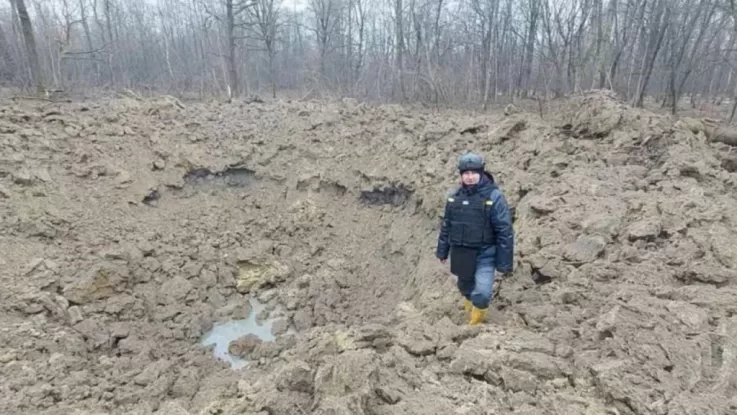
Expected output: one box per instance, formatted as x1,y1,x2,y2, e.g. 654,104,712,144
445,186,495,248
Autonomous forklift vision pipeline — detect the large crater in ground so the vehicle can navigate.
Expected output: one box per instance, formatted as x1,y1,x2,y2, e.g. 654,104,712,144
2,91,737,414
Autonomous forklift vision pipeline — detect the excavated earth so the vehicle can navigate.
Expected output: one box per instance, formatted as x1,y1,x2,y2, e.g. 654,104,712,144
2,91,737,415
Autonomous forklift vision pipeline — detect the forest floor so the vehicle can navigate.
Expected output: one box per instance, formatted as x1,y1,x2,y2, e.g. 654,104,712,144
1,90,737,415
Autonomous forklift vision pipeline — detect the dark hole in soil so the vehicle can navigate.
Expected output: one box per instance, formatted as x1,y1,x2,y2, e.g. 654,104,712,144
360,184,413,206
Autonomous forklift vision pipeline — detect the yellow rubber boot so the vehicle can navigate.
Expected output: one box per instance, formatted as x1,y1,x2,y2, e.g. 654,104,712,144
470,306,488,325
463,299,472,315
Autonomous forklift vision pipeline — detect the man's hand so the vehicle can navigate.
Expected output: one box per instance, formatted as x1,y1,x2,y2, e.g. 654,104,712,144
439,258,447,264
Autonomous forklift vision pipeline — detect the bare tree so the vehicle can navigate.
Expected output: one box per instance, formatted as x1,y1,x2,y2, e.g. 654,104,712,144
101,0,116,84
518,0,539,97
605,0,645,92
395,0,405,100
662,0,718,113
635,0,670,107
309,0,340,81
247,0,283,98
352,0,366,86
721,0,737,121
78,0,101,83
10,0,44,92
0,22,17,83
204,0,254,97
226,0,242,97
0,0,737,111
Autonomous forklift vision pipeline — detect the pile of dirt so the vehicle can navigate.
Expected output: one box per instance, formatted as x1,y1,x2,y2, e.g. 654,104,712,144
1,90,737,415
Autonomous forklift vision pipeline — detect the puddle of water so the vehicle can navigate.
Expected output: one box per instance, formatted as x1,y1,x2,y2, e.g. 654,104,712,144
199,298,276,369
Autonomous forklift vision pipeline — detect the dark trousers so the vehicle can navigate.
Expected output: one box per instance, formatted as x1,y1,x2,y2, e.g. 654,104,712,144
452,245,497,309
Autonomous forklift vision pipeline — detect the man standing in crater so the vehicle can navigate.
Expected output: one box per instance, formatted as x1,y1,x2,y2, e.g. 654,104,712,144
436,152,515,325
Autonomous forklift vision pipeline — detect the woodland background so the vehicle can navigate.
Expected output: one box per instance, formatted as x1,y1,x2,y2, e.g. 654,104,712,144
3,0,737,118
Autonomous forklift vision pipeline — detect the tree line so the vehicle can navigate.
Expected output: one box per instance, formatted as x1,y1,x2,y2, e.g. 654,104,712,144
2,0,737,114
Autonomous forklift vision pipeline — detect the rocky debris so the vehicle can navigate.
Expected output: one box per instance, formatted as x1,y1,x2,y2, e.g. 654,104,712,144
526,194,561,216
225,301,253,320
562,235,607,263
276,360,314,393
67,306,84,324
271,318,289,336
314,349,379,412
12,170,34,186
115,170,133,188
582,214,621,238
504,103,521,116
62,262,129,304
171,368,200,399
153,159,166,170
560,90,627,139
352,323,394,349
489,116,528,143
626,219,662,242
156,401,191,415
292,308,315,331
721,154,737,172
228,334,263,358
706,123,737,146
134,359,172,386
452,331,560,378
235,259,290,294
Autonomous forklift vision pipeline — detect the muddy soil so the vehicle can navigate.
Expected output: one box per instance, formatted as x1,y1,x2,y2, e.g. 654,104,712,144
1,90,737,414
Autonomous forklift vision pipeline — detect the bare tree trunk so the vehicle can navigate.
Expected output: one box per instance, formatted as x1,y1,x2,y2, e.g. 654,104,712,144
102,0,116,85
79,0,100,84
519,0,538,96
354,0,365,84
10,0,43,93
595,0,605,88
0,23,17,83
346,0,353,90
310,0,337,82
395,0,405,100
247,0,281,98
480,19,491,106
669,0,718,115
724,0,737,123
636,0,669,107
225,0,239,97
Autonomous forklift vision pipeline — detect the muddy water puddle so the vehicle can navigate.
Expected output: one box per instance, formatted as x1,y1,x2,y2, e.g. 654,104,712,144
199,298,275,369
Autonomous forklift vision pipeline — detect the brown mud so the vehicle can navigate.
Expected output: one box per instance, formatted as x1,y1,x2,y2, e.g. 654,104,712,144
1,90,737,414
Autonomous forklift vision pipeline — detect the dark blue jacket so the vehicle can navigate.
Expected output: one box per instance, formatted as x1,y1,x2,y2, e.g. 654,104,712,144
436,173,514,273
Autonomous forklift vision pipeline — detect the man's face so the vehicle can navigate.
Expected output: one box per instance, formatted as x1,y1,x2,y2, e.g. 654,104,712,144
461,170,480,186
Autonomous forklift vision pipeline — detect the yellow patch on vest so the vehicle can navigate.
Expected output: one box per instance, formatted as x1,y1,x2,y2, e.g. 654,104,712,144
448,197,455,202
485,200,494,205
